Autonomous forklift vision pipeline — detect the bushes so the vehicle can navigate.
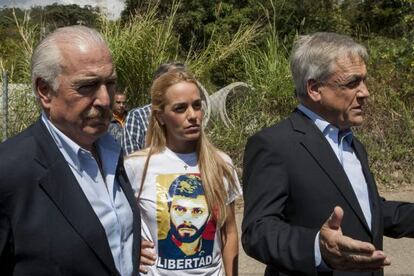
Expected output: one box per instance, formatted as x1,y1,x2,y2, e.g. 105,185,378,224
209,31,414,189
207,30,294,166
355,35,414,189
2,3,413,190
99,2,258,107
99,4,181,106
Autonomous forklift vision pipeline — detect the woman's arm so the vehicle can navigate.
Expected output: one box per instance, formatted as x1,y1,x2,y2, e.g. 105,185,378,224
221,202,239,276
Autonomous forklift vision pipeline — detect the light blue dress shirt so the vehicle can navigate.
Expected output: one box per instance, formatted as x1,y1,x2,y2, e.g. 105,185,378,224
297,105,372,269
41,113,134,276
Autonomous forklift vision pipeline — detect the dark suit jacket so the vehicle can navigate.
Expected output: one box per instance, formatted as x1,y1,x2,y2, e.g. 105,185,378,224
242,109,414,276
0,119,141,275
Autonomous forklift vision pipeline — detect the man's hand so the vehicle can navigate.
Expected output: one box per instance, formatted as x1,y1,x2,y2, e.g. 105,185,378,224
140,240,156,274
320,206,391,271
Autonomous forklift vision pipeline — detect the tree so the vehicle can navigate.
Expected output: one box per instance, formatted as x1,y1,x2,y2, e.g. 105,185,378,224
343,0,414,37
30,4,100,29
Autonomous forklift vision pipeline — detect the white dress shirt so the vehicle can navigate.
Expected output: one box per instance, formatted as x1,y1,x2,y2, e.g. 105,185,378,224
297,105,372,269
41,113,134,276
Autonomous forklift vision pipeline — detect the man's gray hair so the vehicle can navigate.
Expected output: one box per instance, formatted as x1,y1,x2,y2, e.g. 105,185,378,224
290,32,368,101
31,25,109,94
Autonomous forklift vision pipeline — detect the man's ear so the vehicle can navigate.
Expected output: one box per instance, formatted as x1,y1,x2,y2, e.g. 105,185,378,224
36,78,53,108
307,79,322,102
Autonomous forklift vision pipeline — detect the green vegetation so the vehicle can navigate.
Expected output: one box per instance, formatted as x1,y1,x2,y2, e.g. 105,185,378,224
1,0,413,189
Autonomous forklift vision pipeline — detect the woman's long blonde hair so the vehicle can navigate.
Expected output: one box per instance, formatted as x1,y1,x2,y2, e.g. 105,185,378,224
138,69,237,227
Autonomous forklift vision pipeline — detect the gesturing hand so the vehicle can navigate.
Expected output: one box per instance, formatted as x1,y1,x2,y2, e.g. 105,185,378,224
140,240,156,274
319,206,391,272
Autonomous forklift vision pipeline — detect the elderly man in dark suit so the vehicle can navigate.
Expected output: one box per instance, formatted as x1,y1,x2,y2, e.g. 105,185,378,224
242,32,414,276
0,26,140,275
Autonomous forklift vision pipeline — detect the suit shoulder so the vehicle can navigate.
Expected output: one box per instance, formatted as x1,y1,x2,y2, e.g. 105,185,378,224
353,135,366,148
248,116,293,143
0,127,41,200
0,125,39,170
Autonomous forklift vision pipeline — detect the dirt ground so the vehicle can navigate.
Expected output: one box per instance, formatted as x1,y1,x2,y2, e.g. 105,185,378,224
235,189,414,276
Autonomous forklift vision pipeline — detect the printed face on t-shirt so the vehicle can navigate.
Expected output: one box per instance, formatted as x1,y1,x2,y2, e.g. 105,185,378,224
170,194,209,242
156,173,217,269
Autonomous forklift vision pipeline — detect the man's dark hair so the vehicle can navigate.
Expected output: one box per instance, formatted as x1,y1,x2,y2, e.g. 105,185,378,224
168,174,204,202
115,88,126,96
153,61,186,80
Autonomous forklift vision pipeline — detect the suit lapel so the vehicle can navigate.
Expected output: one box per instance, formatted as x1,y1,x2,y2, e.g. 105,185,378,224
32,120,119,275
352,138,380,234
116,156,141,275
291,110,372,234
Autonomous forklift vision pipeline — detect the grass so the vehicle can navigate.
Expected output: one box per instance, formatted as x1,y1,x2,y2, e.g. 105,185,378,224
100,1,259,108
1,6,413,190
208,28,295,169
99,3,181,106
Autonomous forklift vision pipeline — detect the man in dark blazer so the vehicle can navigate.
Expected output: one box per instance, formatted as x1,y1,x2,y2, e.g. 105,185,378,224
242,32,414,276
0,26,141,275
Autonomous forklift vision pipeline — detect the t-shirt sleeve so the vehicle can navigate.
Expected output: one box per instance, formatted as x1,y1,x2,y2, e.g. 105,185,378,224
124,156,144,195
220,152,242,205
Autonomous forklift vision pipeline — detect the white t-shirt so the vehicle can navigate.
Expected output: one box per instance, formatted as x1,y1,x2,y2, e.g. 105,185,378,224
124,147,241,276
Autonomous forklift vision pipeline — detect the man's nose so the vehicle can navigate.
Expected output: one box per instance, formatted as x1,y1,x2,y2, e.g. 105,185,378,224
95,85,111,107
357,82,370,98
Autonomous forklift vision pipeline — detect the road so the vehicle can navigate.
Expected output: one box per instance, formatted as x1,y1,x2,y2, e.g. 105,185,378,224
235,189,414,276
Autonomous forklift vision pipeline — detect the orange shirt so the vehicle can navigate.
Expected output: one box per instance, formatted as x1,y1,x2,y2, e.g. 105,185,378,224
113,113,126,128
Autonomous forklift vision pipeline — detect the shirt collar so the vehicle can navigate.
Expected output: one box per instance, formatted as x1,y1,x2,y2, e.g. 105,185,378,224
297,104,353,144
41,112,121,174
41,112,83,172
112,112,126,127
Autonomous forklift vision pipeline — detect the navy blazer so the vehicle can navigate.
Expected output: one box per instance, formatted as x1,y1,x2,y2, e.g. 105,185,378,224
0,119,141,275
242,109,414,276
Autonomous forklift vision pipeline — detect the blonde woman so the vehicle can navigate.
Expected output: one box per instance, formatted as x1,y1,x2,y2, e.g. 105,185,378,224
124,69,241,276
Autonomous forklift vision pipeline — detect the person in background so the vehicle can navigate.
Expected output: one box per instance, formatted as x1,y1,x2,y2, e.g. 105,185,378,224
109,90,128,143
124,69,241,275
121,62,186,155
0,26,141,275
242,32,414,276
